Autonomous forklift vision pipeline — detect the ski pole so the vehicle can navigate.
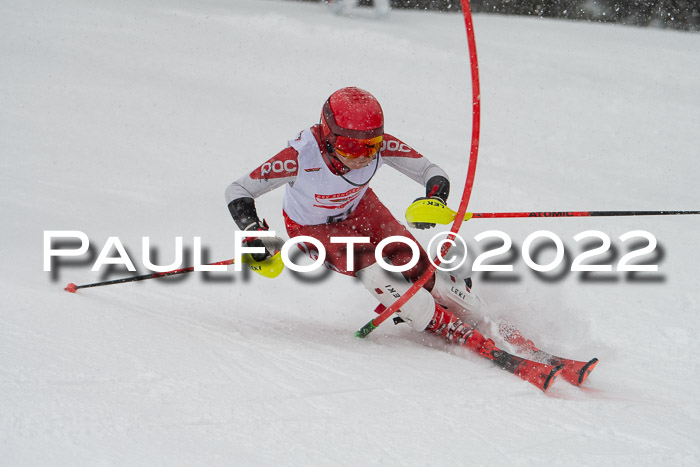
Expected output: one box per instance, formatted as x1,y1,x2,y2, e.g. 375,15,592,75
64,259,236,293
405,198,700,225
64,251,286,293
470,210,700,219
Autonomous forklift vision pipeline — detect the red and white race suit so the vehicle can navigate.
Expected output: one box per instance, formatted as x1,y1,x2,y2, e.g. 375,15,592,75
225,125,448,281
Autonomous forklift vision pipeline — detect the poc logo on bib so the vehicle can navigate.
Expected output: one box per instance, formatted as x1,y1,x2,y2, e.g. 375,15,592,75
261,160,297,176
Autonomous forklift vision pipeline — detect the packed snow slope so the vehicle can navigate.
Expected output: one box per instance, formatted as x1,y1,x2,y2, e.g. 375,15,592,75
2,0,699,464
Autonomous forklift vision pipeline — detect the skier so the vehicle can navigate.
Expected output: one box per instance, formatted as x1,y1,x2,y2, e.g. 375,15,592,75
225,87,595,390
226,87,500,351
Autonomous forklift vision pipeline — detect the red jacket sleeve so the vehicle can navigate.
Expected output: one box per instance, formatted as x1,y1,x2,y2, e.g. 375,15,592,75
381,133,449,187
225,146,299,205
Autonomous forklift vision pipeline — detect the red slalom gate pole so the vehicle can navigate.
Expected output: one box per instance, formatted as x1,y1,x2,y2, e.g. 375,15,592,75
64,259,235,293
355,0,481,338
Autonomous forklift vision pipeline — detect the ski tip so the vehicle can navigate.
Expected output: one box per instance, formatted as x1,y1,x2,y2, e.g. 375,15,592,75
64,283,78,293
576,358,599,386
543,364,565,392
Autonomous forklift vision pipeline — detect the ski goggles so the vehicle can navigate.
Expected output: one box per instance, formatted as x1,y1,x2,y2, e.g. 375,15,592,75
334,135,383,160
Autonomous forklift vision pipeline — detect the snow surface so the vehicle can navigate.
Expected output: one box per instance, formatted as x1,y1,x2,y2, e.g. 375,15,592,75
2,0,700,464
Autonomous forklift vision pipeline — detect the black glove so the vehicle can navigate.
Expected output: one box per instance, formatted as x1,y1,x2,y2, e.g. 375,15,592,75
228,197,284,261
409,175,450,230
242,220,285,262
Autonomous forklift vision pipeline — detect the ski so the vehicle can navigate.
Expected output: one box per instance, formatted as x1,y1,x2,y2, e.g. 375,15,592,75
540,354,598,387
484,347,565,392
371,304,564,392
498,322,598,387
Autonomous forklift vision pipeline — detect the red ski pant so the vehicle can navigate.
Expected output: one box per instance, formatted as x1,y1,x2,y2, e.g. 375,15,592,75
284,189,434,288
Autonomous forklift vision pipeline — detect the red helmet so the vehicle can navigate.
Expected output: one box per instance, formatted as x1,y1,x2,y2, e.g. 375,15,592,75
320,87,384,173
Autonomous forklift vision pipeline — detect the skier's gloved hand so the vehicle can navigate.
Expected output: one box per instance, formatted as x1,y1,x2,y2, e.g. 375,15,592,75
408,196,447,229
408,175,451,229
242,220,285,262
